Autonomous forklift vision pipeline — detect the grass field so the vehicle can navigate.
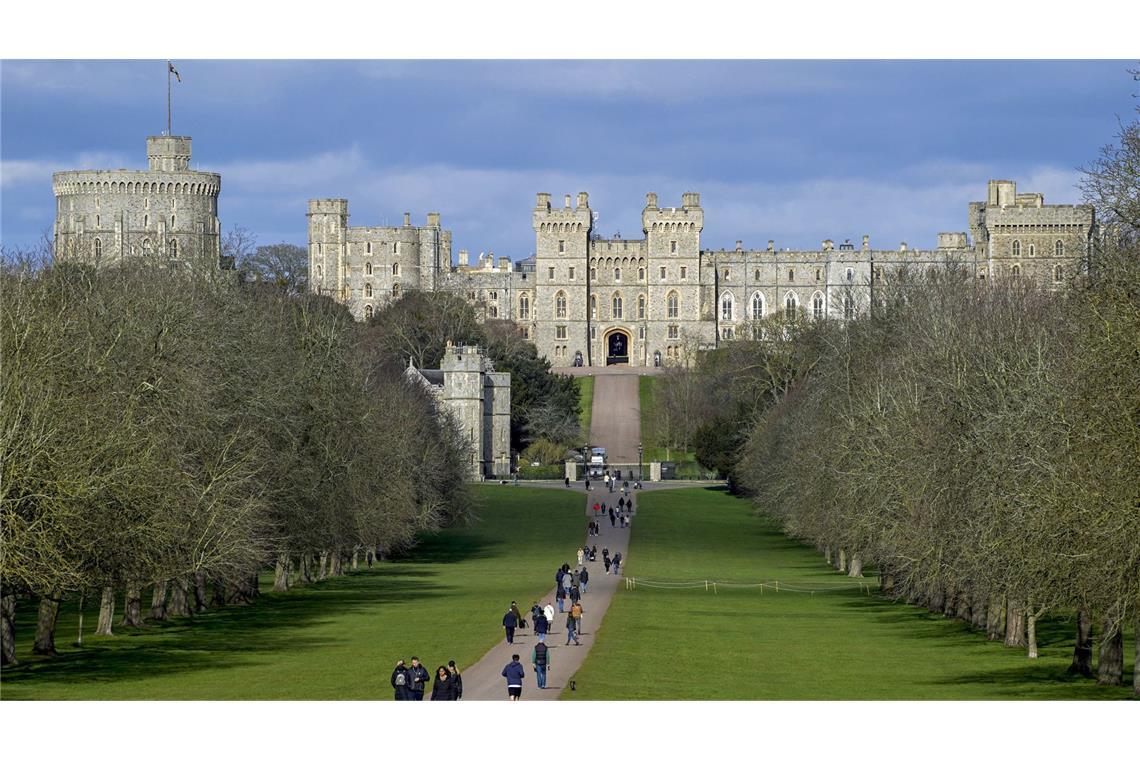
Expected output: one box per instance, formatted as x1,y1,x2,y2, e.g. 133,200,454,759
567,486,1135,700
1,485,584,700
575,375,594,440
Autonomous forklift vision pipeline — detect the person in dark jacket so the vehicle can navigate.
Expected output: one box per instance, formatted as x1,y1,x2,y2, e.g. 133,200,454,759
579,566,589,594
430,665,458,701
391,659,410,700
555,582,567,613
568,584,581,604
502,654,526,700
448,660,463,700
532,641,551,689
503,608,518,644
533,609,549,642
609,509,617,528
407,657,430,700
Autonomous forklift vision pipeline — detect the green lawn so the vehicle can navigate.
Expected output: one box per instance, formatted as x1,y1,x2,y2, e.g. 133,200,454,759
575,375,594,440
1,485,584,700
568,486,1134,700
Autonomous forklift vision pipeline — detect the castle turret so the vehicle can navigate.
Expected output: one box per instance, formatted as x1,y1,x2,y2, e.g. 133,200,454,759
307,199,349,298
442,344,489,478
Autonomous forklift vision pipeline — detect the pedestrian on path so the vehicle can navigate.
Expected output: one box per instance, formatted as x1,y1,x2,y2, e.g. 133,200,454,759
391,659,410,700
579,566,589,593
577,547,585,566
407,657,430,701
544,602,555,630
556,582,566,613
571,600,584,635
565,612,579,645
590,545,597,561
502,654,525,700
534,610,549,642
503,608,518,644
511,601,524,629
618,495,625,510
612,552,622,575
593,502,600,521
565,476,570,488
609,509,616,528
569,584,581,605
532,641,550,689
431,665,459,701
448,660,463,700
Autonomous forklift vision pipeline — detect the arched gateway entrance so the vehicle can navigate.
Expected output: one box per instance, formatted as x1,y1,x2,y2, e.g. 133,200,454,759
605,328,631,365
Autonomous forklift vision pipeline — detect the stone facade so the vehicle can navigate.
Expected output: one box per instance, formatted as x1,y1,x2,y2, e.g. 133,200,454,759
313,179,1096,367
404,344,511,479
53,135,222,268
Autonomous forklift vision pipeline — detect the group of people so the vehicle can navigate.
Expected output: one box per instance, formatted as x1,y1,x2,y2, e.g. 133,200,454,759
391,657,463,701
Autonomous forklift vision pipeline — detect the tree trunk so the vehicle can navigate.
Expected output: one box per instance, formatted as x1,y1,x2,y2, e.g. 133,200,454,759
192,572,209,613
1096,618,1123,686
1067,609,1093,677
928,586,945,615
274,553,290,592
318,551,329,581
95,585,115,636
836,548,847,573
32,593,61,655
227,574,258,605
847,554,863,578
76,591,86,646
970,592,988,630
352,549,359,571
1,593,17,666
1026,608,1039,659
212,579,226,608
956,591,972,623
148,580,168,621
121,579,143,627
986,596,1005,641
1004,599,1026,648
297,553,312,585
942,587,957,617
824,545,832,566
168,577,191,617
330,551,343,577
1134,611,1139,698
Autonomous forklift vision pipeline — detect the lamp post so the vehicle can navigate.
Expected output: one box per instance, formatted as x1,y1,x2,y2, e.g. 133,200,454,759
638,441,643,488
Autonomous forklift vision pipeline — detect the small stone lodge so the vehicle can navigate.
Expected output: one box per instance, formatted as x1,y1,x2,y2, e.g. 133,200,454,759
404,343,511,479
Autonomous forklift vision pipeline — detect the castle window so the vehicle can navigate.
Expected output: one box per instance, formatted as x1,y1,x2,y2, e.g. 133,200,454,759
316,265,323,279
555,290,567,319
143,214,149,227
548,266,555,280
844,295,855,321
816,268,821,282
569,266,576,280
590,268,597,280
591,326,597,340
522,326,530,339
95,214,100,227
666,291,679,319
93,238,102,259
364,305,373,320
671,241,677,253
638,267,645,281
519,294,530,319
556,325,567,340
489,305,498,318
1055,240,1064,257
590,295,598,319
754,269,761,282
392,263,400,276
680,266,687,279
1028,244,1036,257
169,239,178,258
1011,264,1021,278
846,268,854,282
365,283,373,298
170,215,175,228
1012,240,1021,257
639,325,645,339
366,262,373,275
978,267,987,280
559,240,565,253
788,268,795,282
367,242,372,254
394,242,399,255
874,267,882,281
721,327,734,340
668,325,679,339
785,292,798,319
751,292,765,320
612,293,623,319
614,267,622,281
1053,265,1063,283
392,283,401,298
722,269,730,281
659,266,666,280
720,294,734,321
637,295,646,319
813,292,824,320
141,238,152,255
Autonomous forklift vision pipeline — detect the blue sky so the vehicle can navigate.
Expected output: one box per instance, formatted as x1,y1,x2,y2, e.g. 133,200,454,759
2,60,1136,258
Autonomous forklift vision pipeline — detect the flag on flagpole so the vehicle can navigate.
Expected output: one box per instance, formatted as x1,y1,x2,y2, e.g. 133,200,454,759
168,61,181,82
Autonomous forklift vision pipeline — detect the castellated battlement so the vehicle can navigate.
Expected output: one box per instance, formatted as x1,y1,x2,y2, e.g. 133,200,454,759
308,198,349,216
643,191,704,233
147,135,193,171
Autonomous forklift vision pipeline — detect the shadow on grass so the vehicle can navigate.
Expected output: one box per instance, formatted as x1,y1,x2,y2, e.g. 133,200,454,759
2,566,452,696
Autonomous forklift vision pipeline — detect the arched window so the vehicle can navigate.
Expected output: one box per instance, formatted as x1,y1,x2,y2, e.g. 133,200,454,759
555,290,567,319
754,269,761,282
316,265,323,280
392,283,401,298
788,268,795,282
843,295,855,321
1028,244,1036,257
1012,240,1021,257
364,305,373,320
518,294,530,320
785,292,797,319
169,239,178,258
720,293,734,322
590,294,598,319
364,283,373,297
638,267,645,281
366,262,373,275
489,305,498,318
170,214,175,228
1053,264,1063,283
750,292,765,320
637,295,646,319
141,238,152,255
666,291,679,319
612,292,623,319
93,238,102,259
1011,264,1021,278
392,262,400,276
812,292,824,320
846,268,854,283
614,267,621,281
1055,240,1064,256
143,214,149,227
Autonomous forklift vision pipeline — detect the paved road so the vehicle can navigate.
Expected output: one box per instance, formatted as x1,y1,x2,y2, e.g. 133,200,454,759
456,489,636,701
588,373,641,464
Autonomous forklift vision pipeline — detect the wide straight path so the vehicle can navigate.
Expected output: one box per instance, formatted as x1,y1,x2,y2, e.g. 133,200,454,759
458,489,636,700
588,373,640,464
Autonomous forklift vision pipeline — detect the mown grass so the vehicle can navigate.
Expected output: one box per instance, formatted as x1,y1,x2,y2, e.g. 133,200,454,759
568,486,1135,700
1,485,584,700
575,375,594,440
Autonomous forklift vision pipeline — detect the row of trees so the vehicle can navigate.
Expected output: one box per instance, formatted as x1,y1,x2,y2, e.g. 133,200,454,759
1,258,472,665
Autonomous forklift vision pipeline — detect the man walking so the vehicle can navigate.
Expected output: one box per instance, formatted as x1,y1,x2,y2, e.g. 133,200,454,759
534,608,549,642
570,600,584,637
565,611,579,645
448,660,463,700
579,566,589,594
612,552,622,575
407,657,430,701
391,659,410,700
609,508,616,528
544,602,555,632
503,607,518,644
532,641,550,689
556,582,566,613
502,653,525,700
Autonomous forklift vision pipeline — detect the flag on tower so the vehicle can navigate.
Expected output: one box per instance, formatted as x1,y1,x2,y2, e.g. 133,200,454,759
168,61,181,82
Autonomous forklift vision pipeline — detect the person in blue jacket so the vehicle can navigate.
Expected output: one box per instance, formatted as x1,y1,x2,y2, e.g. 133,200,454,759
502,653,526,700
533,609,549,642
502,607,518,644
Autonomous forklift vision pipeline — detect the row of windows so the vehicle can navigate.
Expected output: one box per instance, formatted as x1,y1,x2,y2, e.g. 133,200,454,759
1011,240,1065,257
360,283,401,298
545,291,682,320
360,262,400,276
357,241,400,255
88,237,181,259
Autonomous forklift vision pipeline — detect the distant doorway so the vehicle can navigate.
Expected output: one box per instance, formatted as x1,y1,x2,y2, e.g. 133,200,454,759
605,329,630,365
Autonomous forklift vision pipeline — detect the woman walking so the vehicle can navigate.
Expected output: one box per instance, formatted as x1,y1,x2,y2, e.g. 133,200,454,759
430,665,458,700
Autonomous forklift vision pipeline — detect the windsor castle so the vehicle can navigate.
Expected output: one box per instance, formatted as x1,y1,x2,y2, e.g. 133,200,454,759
54,133,1097,370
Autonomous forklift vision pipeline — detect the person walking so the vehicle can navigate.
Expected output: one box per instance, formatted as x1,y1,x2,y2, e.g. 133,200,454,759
503,607,518,644
593,502,600,521
568,583,581,605
448,660,463,700
555,582,566,613
570,600,584,635
618,495,626,511
577,547,585,566
565,610,580,645
579,566,589,594
532,641,550,689
544,602,555,632
502,654,525,700
407,657,430,701
612,552,622,575
609,509,616,528
565,476,570,488
590,545,597,561
431,665,459,701
511,601,524,629
391,659,411,701
533,608,549,642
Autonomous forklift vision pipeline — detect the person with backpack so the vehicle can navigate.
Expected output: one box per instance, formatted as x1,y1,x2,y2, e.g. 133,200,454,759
502,654,526,700
568,584,581,605
511,600,525,630
612,552,622,575
570,600,584,636
532,641,551,689
579,566,589,594
503,607,519,644
430,665,459,701
448,660,463,700
565,609,580,645
391,659,411,700
407,657,430,701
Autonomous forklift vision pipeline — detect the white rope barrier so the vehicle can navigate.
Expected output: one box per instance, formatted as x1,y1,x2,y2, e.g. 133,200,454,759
624,577,872,594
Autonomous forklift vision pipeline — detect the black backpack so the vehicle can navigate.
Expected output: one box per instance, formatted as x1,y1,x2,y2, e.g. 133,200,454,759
534,645,548,667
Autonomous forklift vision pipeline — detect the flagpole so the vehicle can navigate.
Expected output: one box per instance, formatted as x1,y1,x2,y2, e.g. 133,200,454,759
167,61,172,135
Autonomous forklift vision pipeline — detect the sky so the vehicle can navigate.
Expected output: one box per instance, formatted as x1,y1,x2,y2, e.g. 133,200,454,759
2,60,1136,259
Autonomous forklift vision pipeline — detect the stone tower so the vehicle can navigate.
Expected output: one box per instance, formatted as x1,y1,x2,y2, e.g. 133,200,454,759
533,192,592,365
442,344,489,478
643,192,709,353
52,135,221,267
307,199,349,300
